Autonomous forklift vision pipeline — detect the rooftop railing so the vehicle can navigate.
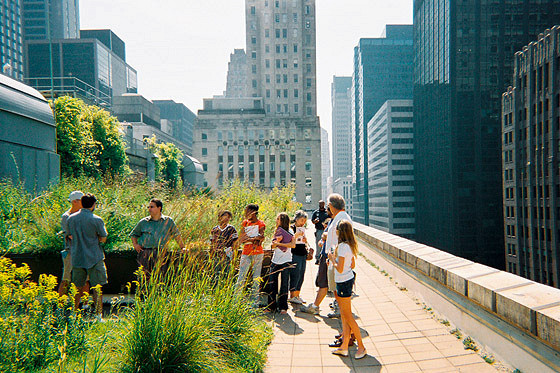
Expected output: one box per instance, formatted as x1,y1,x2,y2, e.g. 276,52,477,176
354,222,560,373
24,77,112,108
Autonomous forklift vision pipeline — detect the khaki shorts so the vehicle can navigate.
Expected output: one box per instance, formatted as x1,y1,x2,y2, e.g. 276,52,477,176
72,260,108,288
61,250,72,282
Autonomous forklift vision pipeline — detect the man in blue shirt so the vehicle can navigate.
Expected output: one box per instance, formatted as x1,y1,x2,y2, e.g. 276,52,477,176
67,193,108,319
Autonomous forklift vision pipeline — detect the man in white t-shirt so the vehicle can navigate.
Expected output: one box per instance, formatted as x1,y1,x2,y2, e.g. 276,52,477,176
300,193,351,315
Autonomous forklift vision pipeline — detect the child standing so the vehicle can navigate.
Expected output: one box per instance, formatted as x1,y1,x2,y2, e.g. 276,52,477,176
267,212,295,313
209,210,238,278
328,220,367,359
236,204,266,303
288,210,311,305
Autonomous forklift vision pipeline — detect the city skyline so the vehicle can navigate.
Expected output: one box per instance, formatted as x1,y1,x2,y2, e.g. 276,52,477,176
79,0,413,144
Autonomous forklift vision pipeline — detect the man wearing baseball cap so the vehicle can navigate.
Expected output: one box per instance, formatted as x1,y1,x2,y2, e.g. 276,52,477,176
58,190,86,295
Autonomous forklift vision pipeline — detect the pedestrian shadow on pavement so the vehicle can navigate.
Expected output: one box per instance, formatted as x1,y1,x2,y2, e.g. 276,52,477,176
273,313,304,335
331,352,382,371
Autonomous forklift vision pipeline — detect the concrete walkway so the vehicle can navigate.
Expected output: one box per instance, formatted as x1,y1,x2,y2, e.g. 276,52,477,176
264,239,498,373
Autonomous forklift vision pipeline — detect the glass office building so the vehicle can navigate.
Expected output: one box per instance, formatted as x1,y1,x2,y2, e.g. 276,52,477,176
352,25,413,225
0,0,24,80
413,0,560,269
25,30,137,107
21,0,79,40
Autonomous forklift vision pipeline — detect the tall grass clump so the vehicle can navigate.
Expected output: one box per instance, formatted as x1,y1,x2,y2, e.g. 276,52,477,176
0,177,299,255
121,254,273,372
0,257,89,372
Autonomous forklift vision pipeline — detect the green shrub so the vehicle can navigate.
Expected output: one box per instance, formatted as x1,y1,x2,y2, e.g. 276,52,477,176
54,96,129,179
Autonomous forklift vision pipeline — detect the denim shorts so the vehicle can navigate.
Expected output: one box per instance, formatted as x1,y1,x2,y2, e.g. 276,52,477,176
336,278,354,298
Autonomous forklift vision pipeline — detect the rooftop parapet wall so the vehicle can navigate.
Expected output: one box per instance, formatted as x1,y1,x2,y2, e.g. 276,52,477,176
353,223,560,357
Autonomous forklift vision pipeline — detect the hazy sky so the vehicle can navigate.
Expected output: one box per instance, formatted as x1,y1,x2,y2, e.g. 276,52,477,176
80,0,412,143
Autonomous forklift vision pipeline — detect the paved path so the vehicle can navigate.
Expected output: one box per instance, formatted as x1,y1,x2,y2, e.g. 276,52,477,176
264,237,498,373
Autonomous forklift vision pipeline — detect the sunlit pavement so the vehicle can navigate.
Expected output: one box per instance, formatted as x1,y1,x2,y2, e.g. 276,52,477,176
264,230,498,373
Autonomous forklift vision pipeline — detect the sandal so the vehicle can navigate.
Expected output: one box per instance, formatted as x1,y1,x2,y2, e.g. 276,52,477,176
331,348,348,357
355,349,368,360
328,337,355,347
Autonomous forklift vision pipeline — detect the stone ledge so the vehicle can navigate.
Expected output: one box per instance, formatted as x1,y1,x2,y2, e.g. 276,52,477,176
353,223,560,352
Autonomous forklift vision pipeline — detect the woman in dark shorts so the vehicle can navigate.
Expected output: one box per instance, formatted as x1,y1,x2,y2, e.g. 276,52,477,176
327,220,367,360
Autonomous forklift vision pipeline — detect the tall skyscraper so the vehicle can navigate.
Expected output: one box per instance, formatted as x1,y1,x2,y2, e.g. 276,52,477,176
21,0,79,41
225,49,248,98
414,0,560,269
0,0,24,81
368,100,415,239
321,127,330,199
193,0,321,209
245,0,317,118
351,25,413,225
502,26,560,288
331,76,352,181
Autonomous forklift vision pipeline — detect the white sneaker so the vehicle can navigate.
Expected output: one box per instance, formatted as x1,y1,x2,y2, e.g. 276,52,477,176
288,297,302,304
300,304,320,315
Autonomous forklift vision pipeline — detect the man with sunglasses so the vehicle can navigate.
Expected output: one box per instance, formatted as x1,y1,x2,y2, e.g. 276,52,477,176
130,198,185,274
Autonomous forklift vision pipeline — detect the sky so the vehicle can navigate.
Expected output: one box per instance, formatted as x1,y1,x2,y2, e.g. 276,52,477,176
80,0,413,145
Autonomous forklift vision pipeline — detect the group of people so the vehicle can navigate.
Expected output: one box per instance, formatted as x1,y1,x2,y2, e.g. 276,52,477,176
59,192,184,319
58,191,366,359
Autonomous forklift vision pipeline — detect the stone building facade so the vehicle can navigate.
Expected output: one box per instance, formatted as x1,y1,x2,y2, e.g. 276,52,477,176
225,49,248,98
194,97,321,209
502,26,560,288
194,0,321,209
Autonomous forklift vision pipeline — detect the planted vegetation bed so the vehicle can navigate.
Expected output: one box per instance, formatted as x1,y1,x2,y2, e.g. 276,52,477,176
0,177,299,371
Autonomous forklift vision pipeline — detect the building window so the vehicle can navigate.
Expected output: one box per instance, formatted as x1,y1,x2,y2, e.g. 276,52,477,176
306,92,312,102
266,74,271,83
276,59,281,68
202,148,208,156
305,147,311,156
251,51,257,59
265,45,270,53
306,78,312,87
250,6,256,14
294,104,299,113
282,28,287,38
305,162,311,172
252,65,257,73
283,74,288,83
251,36,257,44
293,13,298,22
293,44,298,53
252,79,257,88
266,89,271,98
294,74,298,83
202,163,208,172
294,89,298,98
305,5,311,14
275,14,280,22
265,59,270,68
265,29,270,37
201,133,207,140
275,29,280,38
305,194,312,204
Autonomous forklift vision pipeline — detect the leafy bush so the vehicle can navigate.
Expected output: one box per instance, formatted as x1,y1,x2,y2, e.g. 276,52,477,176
54,96,129,178
146,135,184,189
